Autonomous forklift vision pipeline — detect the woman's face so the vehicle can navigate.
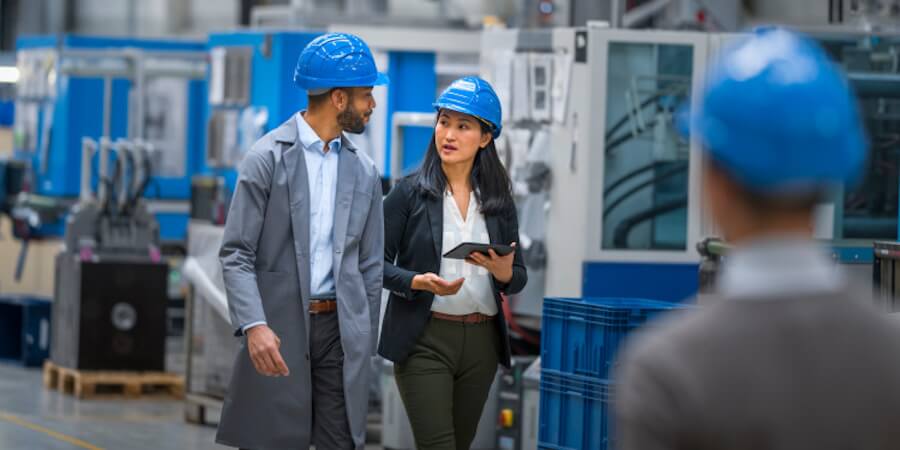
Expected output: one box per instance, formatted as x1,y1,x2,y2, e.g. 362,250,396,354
434,109,492,167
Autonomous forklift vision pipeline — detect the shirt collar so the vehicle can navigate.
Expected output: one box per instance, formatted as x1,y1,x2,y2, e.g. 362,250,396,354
717,235,845,300
295,111,342,155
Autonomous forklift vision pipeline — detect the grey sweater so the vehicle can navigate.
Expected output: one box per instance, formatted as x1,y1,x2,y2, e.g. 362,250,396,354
614,289,900,450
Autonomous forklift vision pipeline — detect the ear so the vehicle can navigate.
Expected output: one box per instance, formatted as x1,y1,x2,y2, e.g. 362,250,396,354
479,132,492,149
330,89,348,110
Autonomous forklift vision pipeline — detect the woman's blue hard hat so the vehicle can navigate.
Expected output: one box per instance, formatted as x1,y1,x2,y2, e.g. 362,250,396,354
433,76,503,139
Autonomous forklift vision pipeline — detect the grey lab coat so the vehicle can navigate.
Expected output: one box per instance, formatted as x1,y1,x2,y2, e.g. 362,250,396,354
215,115,384,450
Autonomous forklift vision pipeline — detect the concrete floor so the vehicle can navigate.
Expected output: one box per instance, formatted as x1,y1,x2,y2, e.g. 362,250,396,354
0,336,383,450
0,362,223,450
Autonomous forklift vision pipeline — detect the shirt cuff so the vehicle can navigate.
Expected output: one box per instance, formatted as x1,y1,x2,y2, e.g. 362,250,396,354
241,321,267,334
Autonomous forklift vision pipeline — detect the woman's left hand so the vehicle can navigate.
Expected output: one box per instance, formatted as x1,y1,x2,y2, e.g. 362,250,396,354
466,242,516,284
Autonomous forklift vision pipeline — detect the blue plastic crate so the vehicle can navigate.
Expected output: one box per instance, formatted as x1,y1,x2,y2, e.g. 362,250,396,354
0,296,52,367
538,369,613,450
541,297,683,379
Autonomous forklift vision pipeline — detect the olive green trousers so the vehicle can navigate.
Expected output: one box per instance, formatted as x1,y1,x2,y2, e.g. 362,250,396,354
394,317,499,450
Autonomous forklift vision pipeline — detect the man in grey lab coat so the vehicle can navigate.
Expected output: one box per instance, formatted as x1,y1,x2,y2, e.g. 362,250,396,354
215,32,387,450
615,28,900,450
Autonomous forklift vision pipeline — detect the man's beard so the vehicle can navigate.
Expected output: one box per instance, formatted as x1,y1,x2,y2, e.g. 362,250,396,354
338,105,369,134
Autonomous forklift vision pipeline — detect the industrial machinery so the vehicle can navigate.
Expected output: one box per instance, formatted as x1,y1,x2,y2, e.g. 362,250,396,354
478,23,900,309
50,136,168,371
204,31,323,193
182,220,232,425
478,24,708,317
495,355,538,450
874,241,900,312
12,35,207,246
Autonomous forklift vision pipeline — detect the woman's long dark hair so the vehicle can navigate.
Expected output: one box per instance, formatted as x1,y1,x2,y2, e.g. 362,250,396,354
412,118,514,216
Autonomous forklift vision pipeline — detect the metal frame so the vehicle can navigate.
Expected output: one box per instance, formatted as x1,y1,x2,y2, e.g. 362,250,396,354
326,24,481,55
389,111,435,184
584,27,710,263
56,48,206,139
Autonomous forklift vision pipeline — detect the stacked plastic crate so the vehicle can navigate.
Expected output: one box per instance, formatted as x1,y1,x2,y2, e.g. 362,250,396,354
538,297,685,449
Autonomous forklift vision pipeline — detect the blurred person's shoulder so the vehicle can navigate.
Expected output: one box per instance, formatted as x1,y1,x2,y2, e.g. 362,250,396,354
618,285,900,377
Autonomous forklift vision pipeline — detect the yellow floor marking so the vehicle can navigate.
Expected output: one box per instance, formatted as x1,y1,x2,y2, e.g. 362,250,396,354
0,411,104,450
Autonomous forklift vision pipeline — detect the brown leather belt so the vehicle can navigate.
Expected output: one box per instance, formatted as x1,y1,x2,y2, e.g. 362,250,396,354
432,311,494,324
309,299,337,315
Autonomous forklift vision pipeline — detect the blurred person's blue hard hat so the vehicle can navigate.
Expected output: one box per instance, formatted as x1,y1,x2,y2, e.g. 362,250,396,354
433,76,503,139
685,27,867,193
294,32,389,91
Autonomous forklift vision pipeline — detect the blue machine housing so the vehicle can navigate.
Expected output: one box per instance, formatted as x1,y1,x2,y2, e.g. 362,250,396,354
14,34,207,242
384,51,437,177
202,31,324,192
582,261,699,303
203,31,440,192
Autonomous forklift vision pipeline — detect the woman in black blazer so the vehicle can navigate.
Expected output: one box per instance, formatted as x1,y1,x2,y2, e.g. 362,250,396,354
378,76,527,450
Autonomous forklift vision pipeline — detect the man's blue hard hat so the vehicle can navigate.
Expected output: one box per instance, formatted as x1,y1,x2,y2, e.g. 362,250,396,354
686,27,867,193
433,76,503,139
293,32,389,91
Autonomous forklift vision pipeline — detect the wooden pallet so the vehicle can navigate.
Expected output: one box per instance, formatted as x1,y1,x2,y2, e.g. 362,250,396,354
43,361,184,399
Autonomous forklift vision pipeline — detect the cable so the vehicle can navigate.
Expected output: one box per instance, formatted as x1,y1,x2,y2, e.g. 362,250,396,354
605,93,663,140
603,162,688,218
605,161,666,196
605,118,661,155
612,196,688,248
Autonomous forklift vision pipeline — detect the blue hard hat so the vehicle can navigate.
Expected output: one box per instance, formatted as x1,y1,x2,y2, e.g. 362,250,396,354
433,76,503,138
293,32,389,90
686,27,867,193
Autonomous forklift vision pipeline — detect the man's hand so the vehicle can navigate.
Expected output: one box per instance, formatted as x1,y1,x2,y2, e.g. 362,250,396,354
412,273,465,296
246,325,290,377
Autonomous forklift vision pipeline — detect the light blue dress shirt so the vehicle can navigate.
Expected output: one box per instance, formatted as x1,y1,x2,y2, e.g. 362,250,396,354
296,111,341,298
241,112,341,333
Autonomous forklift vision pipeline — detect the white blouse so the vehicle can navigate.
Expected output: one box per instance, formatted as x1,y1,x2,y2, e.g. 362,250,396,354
431,190,498,316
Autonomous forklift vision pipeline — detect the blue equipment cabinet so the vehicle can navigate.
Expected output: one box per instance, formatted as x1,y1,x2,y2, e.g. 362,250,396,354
0,295,52,367
203,31,323,193
13,34,207,242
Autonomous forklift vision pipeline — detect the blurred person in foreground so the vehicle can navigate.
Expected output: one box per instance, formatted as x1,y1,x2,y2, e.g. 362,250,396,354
614,27,900,450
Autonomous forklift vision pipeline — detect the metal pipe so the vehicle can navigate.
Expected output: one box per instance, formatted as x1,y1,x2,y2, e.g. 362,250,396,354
114,139,132,212
103,76,112,137
611,0,621,28
97,137,111,207
134,53,145,140
80,137,97,203
389,111,435,185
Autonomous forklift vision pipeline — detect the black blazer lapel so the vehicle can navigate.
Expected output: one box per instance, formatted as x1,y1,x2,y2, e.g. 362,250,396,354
426,194,443,263
485,214,501,245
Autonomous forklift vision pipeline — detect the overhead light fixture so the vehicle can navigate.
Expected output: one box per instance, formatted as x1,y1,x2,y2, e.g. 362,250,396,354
0,66,20,83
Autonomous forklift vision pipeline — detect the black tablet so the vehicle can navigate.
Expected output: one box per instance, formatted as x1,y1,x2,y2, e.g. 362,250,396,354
443,242,514,260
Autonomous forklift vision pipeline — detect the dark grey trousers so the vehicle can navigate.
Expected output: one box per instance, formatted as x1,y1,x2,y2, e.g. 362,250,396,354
309,311,353,450
243,311,351,450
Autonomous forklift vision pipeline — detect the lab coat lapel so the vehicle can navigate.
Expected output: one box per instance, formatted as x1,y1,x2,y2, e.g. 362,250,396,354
332,143,358,286
279,120,312,328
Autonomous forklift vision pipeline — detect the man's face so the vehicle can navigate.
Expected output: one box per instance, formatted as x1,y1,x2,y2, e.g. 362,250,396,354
336,87,375,134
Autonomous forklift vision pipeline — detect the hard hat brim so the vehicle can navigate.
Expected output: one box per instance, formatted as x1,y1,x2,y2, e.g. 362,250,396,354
373,72,390,86
433,103,501,139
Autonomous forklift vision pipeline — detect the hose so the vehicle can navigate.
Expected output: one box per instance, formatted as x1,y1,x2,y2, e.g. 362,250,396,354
612,196,688,249
603,163,688,218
